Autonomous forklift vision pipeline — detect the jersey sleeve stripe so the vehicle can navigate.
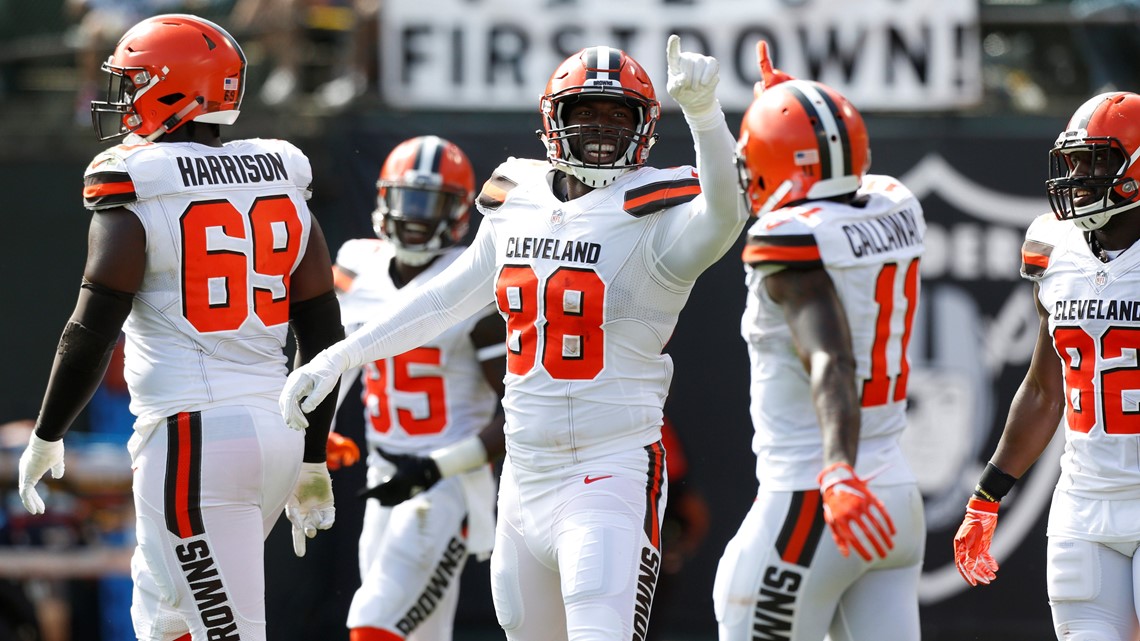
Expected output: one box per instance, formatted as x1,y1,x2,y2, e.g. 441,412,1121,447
742,234,822,267
1020,239,1053,277
83,172,137,209
477,174,517,211
623,178,701,217
332,265,356,294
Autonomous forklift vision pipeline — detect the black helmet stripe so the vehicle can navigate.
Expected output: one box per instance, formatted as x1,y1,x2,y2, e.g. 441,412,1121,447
415,135,445,175
584,46,622,80
785,82,850,181
815,89,851,177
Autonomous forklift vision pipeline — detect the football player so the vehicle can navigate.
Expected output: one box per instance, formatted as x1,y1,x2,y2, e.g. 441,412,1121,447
16,14,344,641
713,41,927,641
955,91,1140,640
279,35,747,641
327,135,507,641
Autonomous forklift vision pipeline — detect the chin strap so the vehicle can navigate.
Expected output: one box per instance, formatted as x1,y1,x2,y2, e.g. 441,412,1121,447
145,98,204,142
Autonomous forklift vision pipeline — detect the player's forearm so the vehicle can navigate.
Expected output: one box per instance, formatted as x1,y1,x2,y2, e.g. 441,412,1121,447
36,284,133,441
36,323,118,441
289,290,345,463
990,374,1065,478
330,256,496,370
810,351,861,468
657,115,747,283
693,104,747,229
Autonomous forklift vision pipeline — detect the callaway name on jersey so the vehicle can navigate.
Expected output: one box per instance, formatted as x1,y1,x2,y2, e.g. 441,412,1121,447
334,239,502,455
742,175,925,490
82,134,314,429
478,158,705,470
1023,213,1140,503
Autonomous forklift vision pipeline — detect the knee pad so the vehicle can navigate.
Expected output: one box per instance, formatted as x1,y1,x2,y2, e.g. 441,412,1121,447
712,533,745,627
134,514,180,607
491,534,523,631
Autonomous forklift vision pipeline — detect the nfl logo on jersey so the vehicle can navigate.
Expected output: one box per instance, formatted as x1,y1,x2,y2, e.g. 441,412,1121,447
1095,270,1108,289
551,209,564,226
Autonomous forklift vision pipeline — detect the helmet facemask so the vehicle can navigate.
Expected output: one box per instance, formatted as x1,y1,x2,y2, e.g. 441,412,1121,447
1047,137,1139,231
540,93,658,188
539,46,660,188
372,183,469,266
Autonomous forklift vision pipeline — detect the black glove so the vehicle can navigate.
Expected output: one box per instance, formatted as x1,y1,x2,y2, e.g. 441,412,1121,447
356,446,442,506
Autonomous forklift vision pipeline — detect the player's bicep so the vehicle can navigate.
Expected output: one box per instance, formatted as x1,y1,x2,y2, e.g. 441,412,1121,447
1025,284,1065,401
292,214,336,303
84,207,146,295
766,267,853,370
470,311,507,397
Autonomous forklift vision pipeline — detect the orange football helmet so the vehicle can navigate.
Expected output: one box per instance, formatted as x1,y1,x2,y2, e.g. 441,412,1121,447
92,14,246,141
1047,91,1140,230
737,79,870,216
539,46,660,188
373,136,475,266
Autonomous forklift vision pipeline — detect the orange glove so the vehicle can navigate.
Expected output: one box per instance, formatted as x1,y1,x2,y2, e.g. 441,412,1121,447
755,40,794,96
818,462,896,561
953,497,1000,586
325,432,360,471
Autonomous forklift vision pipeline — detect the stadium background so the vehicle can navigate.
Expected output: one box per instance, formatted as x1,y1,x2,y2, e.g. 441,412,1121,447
2,0,1137,639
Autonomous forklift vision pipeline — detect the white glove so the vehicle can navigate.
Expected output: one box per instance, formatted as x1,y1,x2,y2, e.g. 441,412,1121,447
665,34,721,120
284,462,335,557
18,433,66,515
279,349,346,431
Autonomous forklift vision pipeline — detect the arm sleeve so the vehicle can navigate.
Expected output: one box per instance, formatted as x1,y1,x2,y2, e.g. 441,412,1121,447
289,290,345,463
35,283,134,441
326,222,499,370
650,111,748,286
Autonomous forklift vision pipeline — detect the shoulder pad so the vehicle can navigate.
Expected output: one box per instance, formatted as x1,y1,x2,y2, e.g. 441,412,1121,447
623,173,701,218
333,238,387,293
859,174,914,201
1021,213,1061,280
477,171,520,211
83,146,141,210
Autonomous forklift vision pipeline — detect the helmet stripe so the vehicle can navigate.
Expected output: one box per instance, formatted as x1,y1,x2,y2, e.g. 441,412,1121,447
1068,93,1109,132
584,46,621,82
416,135,444,175
815,89,851,177
786,82,847,182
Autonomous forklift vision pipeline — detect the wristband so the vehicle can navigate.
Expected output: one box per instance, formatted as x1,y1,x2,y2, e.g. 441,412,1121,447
973,462,1017,503
430,435,487,478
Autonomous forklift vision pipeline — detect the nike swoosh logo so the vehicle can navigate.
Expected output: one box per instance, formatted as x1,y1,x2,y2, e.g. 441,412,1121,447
584,475,613,484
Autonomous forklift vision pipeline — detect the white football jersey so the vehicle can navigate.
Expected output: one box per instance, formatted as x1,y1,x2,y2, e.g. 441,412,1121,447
478,159,716,470
333,238,503,454
82,135,315,426
1022,213,1140,504
741,175,925,490
332,152,745,472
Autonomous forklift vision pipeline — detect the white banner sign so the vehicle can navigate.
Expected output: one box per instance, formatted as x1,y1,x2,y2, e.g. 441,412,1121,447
380,0,981,112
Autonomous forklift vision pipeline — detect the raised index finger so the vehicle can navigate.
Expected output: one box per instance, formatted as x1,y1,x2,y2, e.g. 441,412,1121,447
666,34,681,73
757,40,773,77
